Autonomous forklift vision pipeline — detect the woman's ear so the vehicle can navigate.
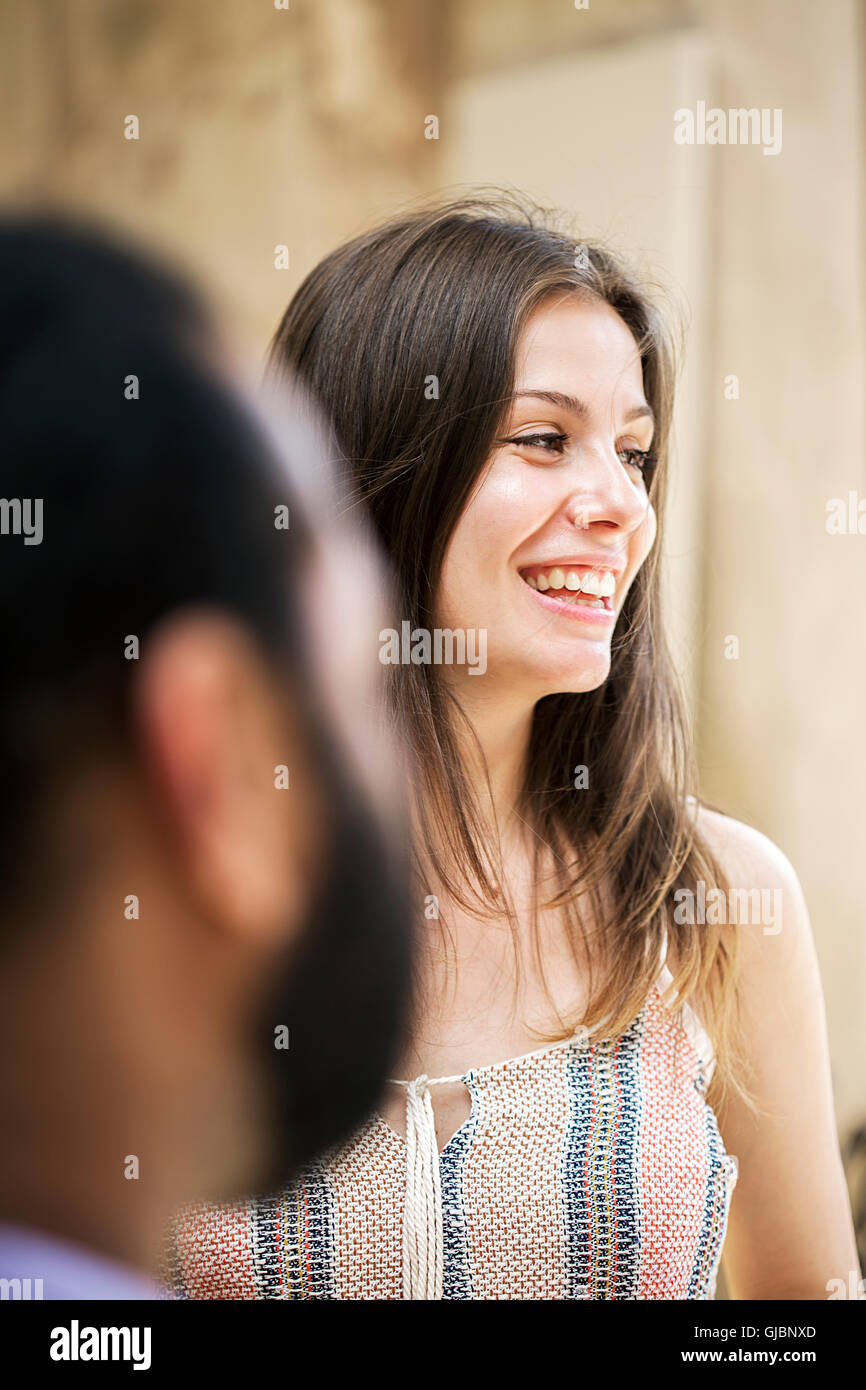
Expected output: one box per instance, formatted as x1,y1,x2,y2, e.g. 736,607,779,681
133,609,323,948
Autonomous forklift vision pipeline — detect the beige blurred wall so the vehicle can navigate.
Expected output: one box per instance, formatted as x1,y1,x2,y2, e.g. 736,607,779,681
1,0,863,1130
0,0,440,354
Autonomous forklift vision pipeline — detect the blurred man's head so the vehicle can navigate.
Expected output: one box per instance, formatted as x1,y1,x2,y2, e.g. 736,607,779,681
0,219,412,1272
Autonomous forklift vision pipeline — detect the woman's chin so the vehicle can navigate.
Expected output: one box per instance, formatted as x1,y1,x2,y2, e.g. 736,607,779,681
531,654,612,698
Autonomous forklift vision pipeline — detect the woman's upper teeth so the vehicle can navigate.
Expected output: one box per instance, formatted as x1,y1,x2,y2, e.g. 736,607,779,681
525,567,616,597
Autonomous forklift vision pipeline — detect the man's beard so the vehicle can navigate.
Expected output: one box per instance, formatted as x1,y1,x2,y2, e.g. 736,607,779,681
249,733,414,1189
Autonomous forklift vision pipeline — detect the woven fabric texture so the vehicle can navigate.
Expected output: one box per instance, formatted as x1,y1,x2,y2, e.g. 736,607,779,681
163,979,738,1300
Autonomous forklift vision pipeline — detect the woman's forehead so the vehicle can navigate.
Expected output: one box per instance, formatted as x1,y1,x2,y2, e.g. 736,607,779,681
514,298,647,416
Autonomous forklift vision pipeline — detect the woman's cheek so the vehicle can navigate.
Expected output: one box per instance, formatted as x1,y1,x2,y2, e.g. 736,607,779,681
472,461,548,556
637,499,657,562
451,475,518,578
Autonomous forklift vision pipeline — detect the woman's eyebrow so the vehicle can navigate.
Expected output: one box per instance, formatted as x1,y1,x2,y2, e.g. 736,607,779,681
513,389,654,427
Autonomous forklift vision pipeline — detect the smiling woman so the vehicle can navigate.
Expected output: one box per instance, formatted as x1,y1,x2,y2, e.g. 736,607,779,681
162,193,857,1301
436,293,659,690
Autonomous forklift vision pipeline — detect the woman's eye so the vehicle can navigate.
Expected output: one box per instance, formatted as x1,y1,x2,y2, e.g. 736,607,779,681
506,431,568,455
617,445,658,476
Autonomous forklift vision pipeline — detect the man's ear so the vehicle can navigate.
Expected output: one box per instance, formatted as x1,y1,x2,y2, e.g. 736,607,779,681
133,609,323,947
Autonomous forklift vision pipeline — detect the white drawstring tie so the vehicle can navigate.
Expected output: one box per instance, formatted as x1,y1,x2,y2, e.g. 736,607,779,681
390,1031,592,1298
390,1070,465,1300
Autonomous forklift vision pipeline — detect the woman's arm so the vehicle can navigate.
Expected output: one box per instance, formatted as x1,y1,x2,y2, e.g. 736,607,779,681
697,806,859,1299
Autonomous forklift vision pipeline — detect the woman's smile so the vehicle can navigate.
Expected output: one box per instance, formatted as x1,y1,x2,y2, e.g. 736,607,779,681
517,557,624,624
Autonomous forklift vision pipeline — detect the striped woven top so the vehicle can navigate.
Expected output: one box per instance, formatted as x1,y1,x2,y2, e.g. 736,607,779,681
162,956,738,1300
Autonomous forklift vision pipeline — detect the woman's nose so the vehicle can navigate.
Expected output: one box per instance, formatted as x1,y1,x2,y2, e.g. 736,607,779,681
561,443,651,533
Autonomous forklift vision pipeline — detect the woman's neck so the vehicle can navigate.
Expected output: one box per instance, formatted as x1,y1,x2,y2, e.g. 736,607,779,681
451,681,536,850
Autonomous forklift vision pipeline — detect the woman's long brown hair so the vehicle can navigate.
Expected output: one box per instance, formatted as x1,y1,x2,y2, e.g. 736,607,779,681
268,192,745,1109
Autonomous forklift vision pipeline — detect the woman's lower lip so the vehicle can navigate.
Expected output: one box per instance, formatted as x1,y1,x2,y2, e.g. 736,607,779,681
522,582,616,624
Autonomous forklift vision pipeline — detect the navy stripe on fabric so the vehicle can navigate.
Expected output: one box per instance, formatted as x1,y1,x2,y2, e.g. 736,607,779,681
441,1074,481,1300
562,1011,645,1299
687,1105,728,1299
252,1167,337,1299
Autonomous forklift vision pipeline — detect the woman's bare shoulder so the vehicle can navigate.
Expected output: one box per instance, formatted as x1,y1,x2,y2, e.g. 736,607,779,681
686,796,815,977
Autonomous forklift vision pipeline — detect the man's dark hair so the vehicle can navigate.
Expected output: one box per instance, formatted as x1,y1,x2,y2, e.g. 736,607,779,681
0,217,411,1180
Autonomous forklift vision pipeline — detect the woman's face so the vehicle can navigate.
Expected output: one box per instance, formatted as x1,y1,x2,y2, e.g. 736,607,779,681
437,293,658,698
